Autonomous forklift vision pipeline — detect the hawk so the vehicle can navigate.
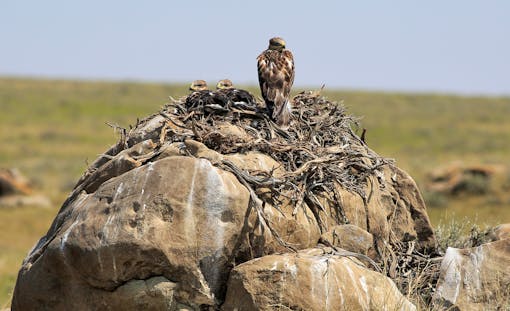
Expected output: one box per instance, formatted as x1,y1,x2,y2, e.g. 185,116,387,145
257,37,295,127
215,79,257,109
186,80,218,110
189,80,208,91
216,79,234,90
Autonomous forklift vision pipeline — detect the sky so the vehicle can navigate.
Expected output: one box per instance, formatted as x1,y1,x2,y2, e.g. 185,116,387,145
1,1,509,96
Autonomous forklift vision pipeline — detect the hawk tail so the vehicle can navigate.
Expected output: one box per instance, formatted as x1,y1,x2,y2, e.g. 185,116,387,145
273,99,292,127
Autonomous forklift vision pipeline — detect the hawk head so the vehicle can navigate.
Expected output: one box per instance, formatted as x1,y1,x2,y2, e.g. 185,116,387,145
268,37,286,51
216,79,234,90
189,80,208,91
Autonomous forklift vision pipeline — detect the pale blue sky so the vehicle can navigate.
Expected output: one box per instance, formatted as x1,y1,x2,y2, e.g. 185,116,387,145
1,1,509,95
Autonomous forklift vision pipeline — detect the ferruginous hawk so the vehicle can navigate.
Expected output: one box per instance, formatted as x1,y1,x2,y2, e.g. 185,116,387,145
256,37,295,127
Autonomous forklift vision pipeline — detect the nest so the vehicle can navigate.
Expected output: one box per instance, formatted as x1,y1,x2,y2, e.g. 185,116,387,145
71,88,439,304
159,88,394,237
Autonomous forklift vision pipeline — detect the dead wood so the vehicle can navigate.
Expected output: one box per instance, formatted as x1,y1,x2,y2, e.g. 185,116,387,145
153,90,396,241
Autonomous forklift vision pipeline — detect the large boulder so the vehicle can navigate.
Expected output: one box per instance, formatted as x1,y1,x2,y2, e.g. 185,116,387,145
222,247,416,311
12,147,319,310
12,92,436,309
433,238,510,310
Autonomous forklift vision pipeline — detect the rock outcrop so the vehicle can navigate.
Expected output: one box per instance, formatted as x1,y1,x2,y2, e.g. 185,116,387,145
434,238,510,310
0,168,50,208
12,92,436,310
0,168,32,196
222,247,416,311
488,223,510,242
426,162,507,196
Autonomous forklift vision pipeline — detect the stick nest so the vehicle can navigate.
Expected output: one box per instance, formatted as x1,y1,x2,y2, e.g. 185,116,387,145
160,89,394,233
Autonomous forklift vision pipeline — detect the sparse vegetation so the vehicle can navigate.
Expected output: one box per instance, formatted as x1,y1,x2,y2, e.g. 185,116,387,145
390,218,500,310
435,217,493,253
1,77,510,307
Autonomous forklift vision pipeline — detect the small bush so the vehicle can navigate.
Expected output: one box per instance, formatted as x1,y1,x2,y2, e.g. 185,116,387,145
435,217,492,254
452,173,490,195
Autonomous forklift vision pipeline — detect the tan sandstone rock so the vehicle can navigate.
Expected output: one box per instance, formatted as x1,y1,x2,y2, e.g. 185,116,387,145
426,162,507,195
318,159,436,256
320,224,377,259
12,95,437,309
0,168,51,208
434,238,510,310
488,223,510,241
12,151,319,310
107,276,177,310
0,168,32,196
222,248,416,311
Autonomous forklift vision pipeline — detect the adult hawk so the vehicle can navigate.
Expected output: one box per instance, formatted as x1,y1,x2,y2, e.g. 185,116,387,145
257,37,295,127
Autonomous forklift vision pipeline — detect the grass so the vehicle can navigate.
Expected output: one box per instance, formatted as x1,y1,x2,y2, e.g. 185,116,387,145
1,77,510,307
0,206,58,308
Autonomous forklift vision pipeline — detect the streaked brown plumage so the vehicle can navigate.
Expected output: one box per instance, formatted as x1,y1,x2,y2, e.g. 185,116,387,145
257,37,295,126
186,78,257,112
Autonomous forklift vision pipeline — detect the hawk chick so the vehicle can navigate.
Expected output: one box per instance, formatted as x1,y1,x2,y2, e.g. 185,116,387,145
216,79,234,90
189,80,208,91
215,79,257,109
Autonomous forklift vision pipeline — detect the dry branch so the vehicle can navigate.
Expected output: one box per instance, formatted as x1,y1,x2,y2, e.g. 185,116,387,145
156,89,395,238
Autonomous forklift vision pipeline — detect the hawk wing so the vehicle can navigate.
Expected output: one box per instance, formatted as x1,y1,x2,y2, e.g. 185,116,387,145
257,50,294,125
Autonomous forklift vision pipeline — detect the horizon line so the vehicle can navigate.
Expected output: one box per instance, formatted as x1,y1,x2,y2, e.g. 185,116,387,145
1,74,509,99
